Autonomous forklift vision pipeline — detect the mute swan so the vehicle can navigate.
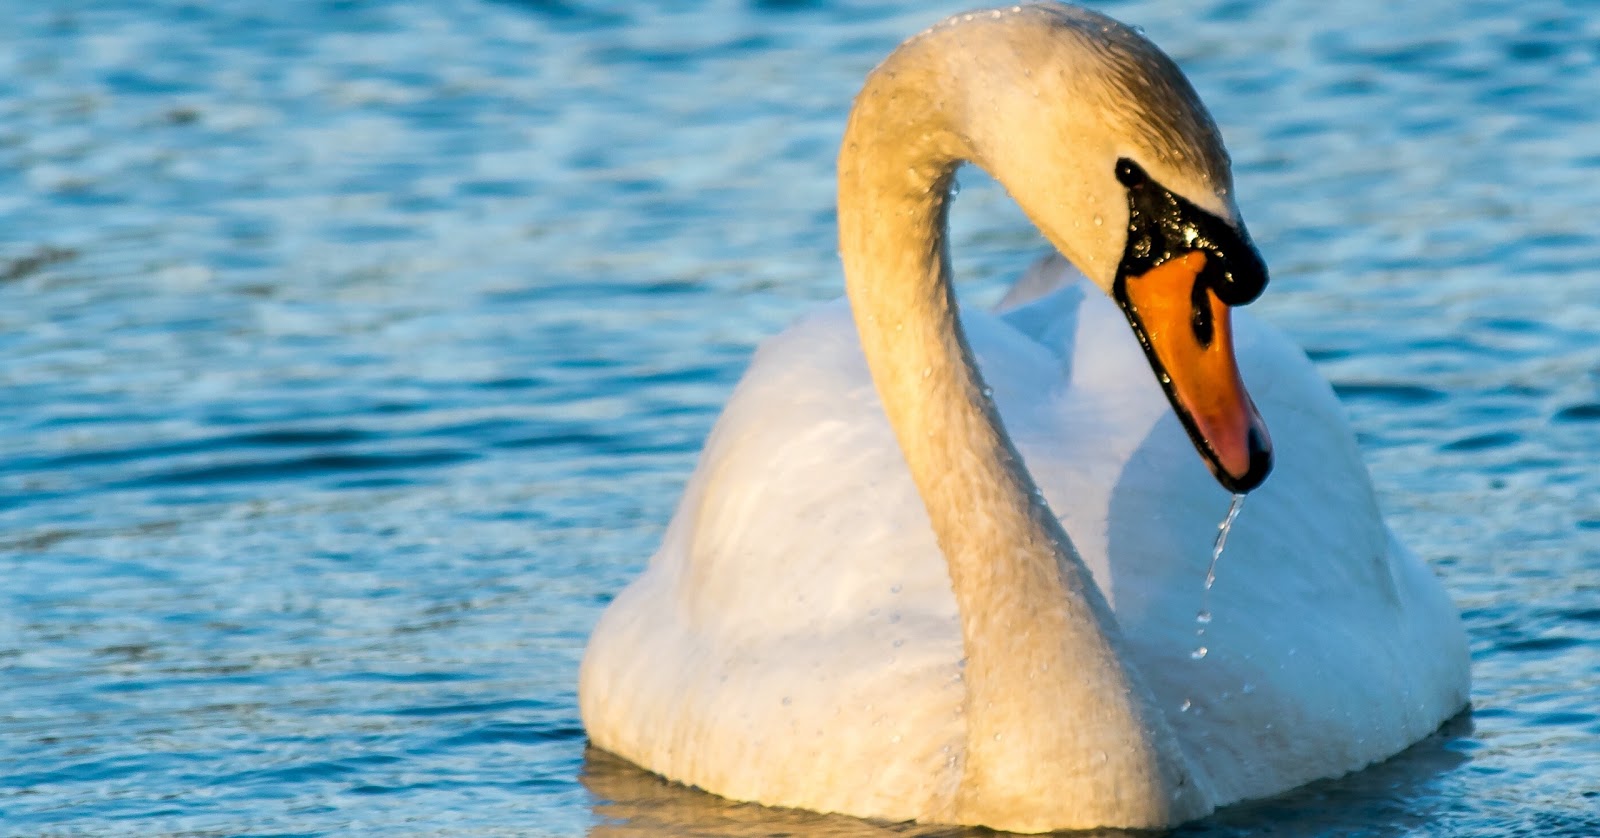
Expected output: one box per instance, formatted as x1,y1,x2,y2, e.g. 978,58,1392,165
579,3,1470,832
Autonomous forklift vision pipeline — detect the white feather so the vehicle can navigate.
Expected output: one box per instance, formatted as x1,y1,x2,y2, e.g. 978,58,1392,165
581,268,1469,821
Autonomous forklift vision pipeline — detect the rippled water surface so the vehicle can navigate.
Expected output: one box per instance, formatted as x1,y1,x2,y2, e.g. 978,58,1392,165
3,0,1598,835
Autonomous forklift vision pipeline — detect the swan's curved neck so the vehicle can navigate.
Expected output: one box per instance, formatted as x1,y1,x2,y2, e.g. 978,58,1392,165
837,17,1204,831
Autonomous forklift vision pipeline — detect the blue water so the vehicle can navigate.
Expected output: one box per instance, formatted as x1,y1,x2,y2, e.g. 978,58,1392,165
1,0,1597,835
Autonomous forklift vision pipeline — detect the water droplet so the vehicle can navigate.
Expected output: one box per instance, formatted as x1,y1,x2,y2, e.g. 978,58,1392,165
891,734,902,743
949,180,961,197
1180,699,1192,712
993,733,1002,741
1242,682,1256,694
1191,495,1244,662
1092,214,1103,226
922,366,932,379
981,387,993,397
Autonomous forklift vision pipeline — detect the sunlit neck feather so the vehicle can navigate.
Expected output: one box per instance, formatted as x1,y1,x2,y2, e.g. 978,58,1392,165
835,5,1218,830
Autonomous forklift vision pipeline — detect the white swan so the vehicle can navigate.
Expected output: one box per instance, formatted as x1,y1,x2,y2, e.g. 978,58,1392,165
579,4,1470,832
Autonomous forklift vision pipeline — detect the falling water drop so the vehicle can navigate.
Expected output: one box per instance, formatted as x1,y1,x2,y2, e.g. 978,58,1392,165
1206,494,1244,586
1192,494,1245,661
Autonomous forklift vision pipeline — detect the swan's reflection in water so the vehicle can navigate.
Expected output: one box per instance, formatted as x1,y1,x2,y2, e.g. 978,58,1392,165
580,713,1470,837
582,747,989,838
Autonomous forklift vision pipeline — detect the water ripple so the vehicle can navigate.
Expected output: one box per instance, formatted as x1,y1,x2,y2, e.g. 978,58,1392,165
2,0,1597,835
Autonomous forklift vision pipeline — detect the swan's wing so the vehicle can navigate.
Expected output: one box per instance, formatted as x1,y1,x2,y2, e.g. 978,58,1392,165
994,288,1469,802
580,301,986,819
993,251,1084,314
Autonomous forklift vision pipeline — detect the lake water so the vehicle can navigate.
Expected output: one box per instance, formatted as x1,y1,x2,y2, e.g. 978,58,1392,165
2,0,1597,835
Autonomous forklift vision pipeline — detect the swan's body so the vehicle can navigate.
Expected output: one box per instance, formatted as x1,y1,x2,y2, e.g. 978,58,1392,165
580,5,1469,832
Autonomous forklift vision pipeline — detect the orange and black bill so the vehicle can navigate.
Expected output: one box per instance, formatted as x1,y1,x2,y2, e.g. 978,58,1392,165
1117,252,1272,492
1111,158,1273,493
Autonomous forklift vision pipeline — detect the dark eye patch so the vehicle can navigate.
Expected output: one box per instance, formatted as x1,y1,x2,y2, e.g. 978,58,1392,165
1112,157,1268,307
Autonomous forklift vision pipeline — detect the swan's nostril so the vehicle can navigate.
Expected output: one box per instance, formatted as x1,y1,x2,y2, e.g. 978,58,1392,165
1190,279,1215,347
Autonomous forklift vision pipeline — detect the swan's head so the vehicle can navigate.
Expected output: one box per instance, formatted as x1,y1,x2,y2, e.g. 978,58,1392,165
952,4,1275,492
847,3,1275,491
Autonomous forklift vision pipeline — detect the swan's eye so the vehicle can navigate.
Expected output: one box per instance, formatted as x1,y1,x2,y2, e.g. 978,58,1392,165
1115,157,1149,188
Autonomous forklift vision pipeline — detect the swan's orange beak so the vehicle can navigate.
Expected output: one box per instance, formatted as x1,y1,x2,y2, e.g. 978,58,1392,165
1119,251,1272,493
